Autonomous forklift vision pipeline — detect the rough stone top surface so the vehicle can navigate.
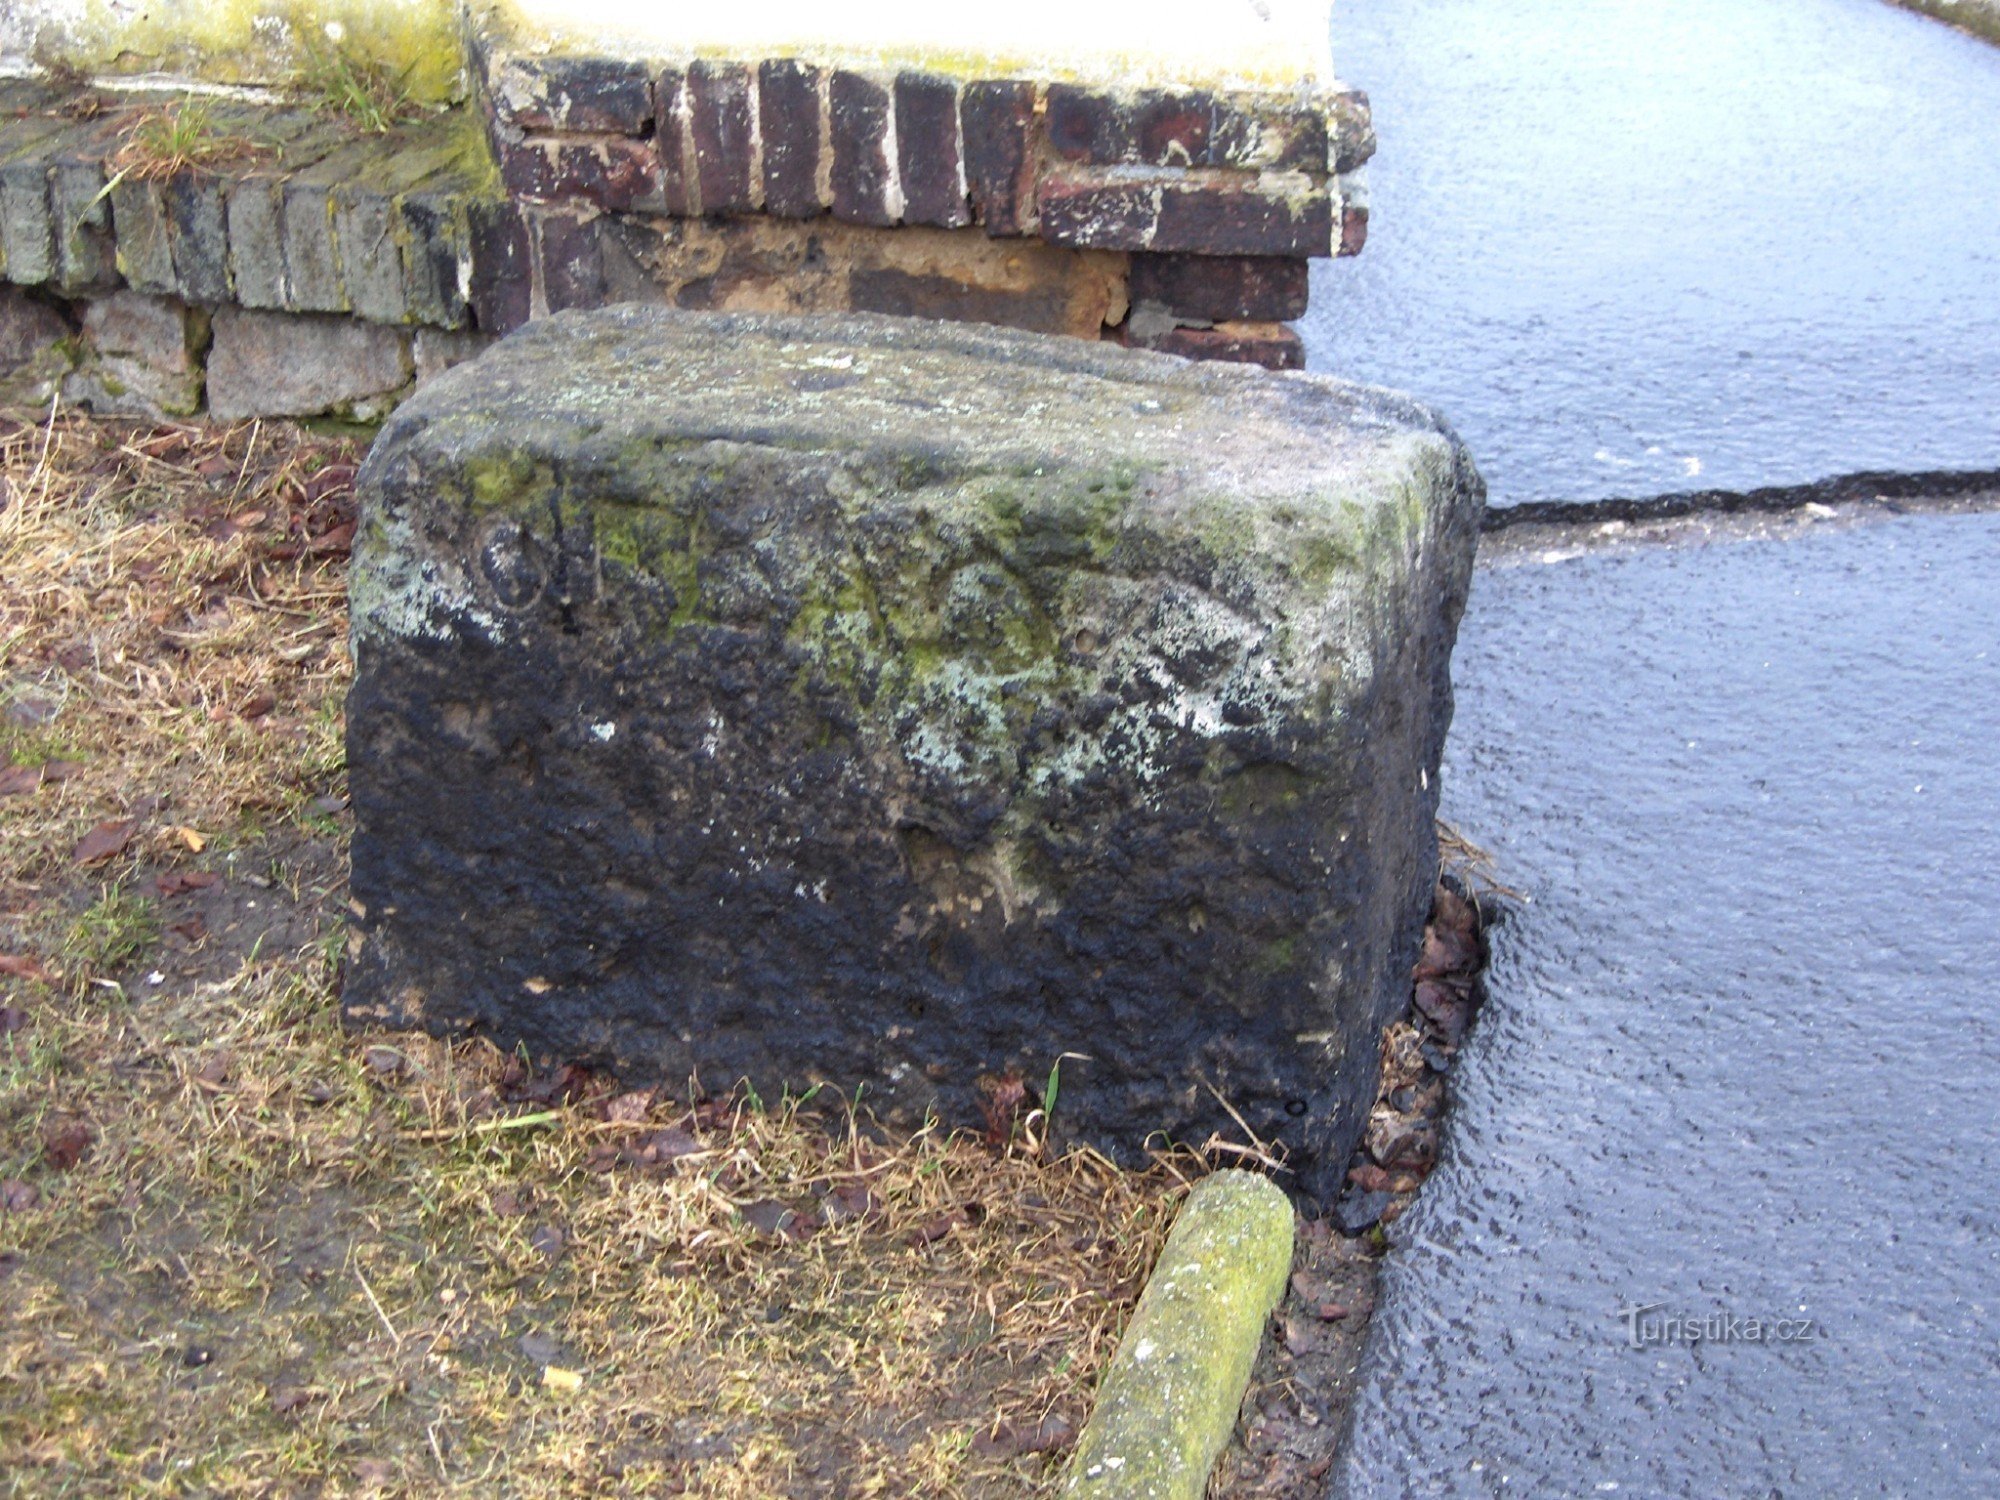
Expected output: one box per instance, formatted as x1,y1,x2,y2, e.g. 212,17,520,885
390,306,1449,523
489,0,1335,90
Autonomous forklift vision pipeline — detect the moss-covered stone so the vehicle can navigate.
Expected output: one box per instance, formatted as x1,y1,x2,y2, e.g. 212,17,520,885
344,307,1482,1196
1065,1170,1294,1499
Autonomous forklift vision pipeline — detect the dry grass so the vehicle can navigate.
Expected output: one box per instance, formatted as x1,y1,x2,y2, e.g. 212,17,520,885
0,414,1195,1497
110,96,265,182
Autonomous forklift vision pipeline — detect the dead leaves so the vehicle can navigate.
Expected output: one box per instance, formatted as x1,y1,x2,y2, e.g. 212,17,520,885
41,1118,94,1171
979,1072,1029,1146
72,817,138,866
270,1383,321,1417
908,1201,987,1247
0,759,80,798
155,869,218,897
1,954,52,984
971,1411,1076,1460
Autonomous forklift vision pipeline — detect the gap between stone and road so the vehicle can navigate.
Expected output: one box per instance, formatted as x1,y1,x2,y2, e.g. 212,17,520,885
1481,464,2000,533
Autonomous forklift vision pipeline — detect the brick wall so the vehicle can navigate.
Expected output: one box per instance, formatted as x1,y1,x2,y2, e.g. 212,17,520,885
0,21,1375,420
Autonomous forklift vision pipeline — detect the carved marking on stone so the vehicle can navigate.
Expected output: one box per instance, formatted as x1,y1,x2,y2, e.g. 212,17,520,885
476,517,548,611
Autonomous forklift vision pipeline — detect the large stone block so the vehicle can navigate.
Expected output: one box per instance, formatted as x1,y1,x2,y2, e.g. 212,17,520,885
343,309,1481,1196
0,286,75,407
207,307,411,420
62,292,202,417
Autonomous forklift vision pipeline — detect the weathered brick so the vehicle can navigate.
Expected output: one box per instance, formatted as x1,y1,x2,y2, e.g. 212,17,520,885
499,135,663,212
536,211,605,313
110,178,177,296
961,81,1037,237
1128,253,1309,323
1339,202,1369,258
37,116,122,292
1330,90,1376,174
492,55,654,135
894,73,967,229
336,131,493,325
1048,85,1215,168
758,60,824,219
220,115,354,309
1035,178,1158,250
0,160,54,287
467,199,533,335
1041,174,1334,257
0,114,71,287
1210,100,1328,172
829,71,898,226
401,191,470,328
848,265,1073,335
1125,320,1304,370
689,60,759,216
656,67,697,217
1155,181,1333,257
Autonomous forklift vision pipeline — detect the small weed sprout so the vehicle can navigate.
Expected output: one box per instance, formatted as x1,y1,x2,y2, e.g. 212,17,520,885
62,883,159,979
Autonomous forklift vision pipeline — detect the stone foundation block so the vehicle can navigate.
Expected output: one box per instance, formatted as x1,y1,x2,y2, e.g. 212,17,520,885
0,286,75,407
207,307,410,420
63,291,203,417
343,308,1481,1195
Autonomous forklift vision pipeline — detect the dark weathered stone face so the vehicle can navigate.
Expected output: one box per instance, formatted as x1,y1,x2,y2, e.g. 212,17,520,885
343,307,1481,1199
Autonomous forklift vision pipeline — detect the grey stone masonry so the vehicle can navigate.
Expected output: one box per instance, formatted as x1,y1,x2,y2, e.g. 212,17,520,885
343,307,1482,1199
0,80,493,332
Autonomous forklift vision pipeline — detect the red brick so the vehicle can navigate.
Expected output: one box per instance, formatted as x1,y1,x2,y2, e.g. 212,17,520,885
962,81,1037,237
656,67,696,216
467,200,531,335
1153,180,1334,257
1209,100,1328,172
690,60,758,216
759,59,825,219
1339,203,1369,258
829,72,898,226
498,56,653,135
1047,85,1215,168
536,211,605,312
1036,178,1159,249
1330,90,1376,174
1040,173,1334,257
1126,320,1304,370
499,135,662,212
1128,253,1309,322
848,267,1072,335
895,73,968,228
